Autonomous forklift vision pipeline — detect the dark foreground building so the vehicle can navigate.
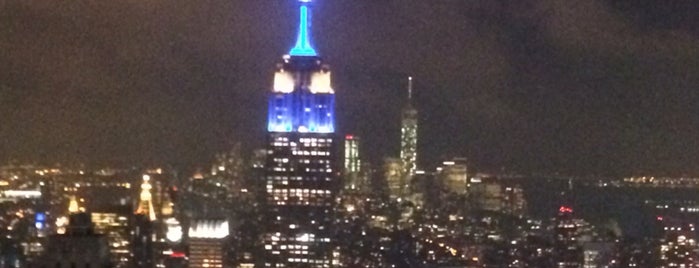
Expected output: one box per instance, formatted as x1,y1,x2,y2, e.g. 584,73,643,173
36,213,111,268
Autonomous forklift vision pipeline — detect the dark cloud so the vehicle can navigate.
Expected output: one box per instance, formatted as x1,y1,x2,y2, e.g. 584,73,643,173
1,0,698,176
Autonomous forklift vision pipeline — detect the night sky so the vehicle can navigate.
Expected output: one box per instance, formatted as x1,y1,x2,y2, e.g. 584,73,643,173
1,1,698,176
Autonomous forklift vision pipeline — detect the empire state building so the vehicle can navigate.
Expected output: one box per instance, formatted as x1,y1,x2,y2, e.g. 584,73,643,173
262,1,339,267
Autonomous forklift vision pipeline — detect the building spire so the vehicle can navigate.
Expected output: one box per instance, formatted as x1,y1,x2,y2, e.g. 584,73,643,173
289,0,318,56
401,76,418,178
408,76,413,100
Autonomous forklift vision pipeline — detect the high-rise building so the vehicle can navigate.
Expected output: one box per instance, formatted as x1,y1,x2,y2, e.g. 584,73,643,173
438,158,468,195
136,175,157,222
554,206,583,268
340,135,367,218
658,217,698,268
161,189,183,246
400,76,418,178
343,135,362,191
210,143,246,198
384,158,406,201
469,176,504,212
344,135,360,174
132,214,155,268
188,220,229,268
37,213,112,268
91,208,131,267
262,1,339,267
133,175,156,268
503,186,527,216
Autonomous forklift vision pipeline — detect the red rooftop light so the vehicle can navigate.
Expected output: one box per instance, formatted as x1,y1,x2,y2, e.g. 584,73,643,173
171,251,186,258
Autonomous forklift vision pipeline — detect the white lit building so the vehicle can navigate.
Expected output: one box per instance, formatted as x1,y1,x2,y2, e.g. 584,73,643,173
188,220,229,268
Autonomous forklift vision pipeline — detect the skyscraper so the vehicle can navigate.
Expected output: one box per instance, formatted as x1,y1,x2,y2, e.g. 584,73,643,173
343,135,362,191
439,158,468,195
37,213,112,268
91,209,131,267
133,175,156,268
384,157,405,201
188,220,229,268
136,175,156,222
400,77,418,179
262,1,339,267
343,135,360,175
554,206,583,268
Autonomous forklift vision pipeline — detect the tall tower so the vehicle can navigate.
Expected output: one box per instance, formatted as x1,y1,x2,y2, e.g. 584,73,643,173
133,174,156,268
400,77,418,178
263,1,339,267
135,175,156,222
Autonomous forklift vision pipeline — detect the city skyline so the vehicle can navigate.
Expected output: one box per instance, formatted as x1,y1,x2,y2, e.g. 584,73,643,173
2,2,699,266
2,1,699,176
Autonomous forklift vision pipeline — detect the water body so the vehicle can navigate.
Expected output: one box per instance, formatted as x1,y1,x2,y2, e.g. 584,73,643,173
516,177,699,238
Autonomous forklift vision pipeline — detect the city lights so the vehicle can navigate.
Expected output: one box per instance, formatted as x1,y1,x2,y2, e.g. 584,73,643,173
1,0,696,267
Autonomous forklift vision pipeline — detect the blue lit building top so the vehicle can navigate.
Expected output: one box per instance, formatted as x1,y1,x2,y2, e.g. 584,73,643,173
268,1,334,134
267,57,335,133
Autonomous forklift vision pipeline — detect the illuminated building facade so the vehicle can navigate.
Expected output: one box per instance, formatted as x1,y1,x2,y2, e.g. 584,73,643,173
343,135,362,191
344,135,360,174
384,158,406,201
133,175,156,268
262,1,339,267
554,206,583,268
68,195,81,214
91,211,131,267
469,177,504,212
438,158,468,194
136,175,157,222
400,76,418,178
339,135,368,219
658,217,698,268
503,185,527,216
188,220,229,268
210,143,247,199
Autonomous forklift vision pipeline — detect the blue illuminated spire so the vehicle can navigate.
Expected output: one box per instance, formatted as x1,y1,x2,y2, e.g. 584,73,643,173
289,0,318,56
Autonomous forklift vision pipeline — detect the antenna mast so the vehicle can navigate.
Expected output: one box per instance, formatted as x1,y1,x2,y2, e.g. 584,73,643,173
408,76,413,100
